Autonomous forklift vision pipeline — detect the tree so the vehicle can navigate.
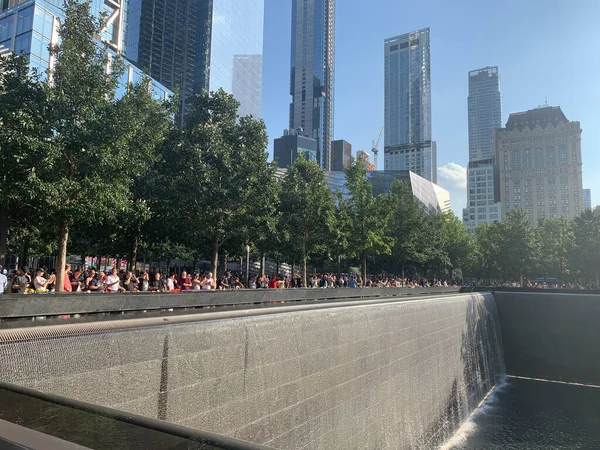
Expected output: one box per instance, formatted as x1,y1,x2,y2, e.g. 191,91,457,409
471,222,502,282
0,53,48,267
278,154,336,286
339,158,393,282
441,212,477,279
26,0,171,290
537,216,576,281
572,208,600,287
159,89,277,278
497,209,540,285
387,180,425,277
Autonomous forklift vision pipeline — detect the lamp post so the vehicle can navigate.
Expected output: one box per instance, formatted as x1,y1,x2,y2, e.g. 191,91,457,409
245,245,250,288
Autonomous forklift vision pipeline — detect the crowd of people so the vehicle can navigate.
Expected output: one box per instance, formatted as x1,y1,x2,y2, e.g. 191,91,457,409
0,264,460,294
4,264,595,295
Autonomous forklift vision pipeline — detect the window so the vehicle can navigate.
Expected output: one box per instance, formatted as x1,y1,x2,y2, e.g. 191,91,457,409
512,150,521,169
559,145,567,165
524,149,532,168
14,32,32,55
16,6,34,35
535,148,543,168
390,44,399,52
546,147,556,167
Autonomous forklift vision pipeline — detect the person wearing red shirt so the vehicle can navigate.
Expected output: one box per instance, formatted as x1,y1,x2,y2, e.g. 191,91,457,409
178,271,192,290
63,264,72,293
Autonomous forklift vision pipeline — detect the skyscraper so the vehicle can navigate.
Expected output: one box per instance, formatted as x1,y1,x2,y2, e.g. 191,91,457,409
331,140,351,171
289,0,335,170
127,0,265,121
583,189,592,210
384,28,436,183
463,67,503,231
495,106,583,227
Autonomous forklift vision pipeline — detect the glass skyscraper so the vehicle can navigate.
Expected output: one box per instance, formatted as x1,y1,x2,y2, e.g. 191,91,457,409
384,28,436,183
289,0,335,170
0,0,171,100
127,0,264,121
463,67,503,231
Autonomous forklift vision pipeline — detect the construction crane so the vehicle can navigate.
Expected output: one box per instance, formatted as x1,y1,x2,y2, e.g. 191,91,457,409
371,126,384,169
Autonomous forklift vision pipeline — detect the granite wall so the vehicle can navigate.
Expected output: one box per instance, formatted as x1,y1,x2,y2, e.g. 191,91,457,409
0,293,504,449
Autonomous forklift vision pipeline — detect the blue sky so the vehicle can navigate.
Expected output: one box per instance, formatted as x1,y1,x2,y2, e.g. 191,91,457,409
261,0,600,217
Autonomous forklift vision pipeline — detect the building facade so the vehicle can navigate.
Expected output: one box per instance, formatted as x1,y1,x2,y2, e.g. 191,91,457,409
384,28,436,183
331,139,351,171
463,67,503,230
583,189,592,210
273,130,318,168
356,150,376,172
127,0,264,120
289,0,335,170
495,106,583,227
0,0,171,100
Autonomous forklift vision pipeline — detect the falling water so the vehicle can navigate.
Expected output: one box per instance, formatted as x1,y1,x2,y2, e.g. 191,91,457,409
0,292,505,449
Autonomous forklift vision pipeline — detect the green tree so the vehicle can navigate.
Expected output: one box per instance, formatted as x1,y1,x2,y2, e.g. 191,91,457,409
572,208,600,287
27,0,171,290
159,89,277,278
278,154,336,286
537,216,576,281
387,180,425,277
0,53,48,266
497,209,540,285
472,222,502,282
339,158,393,282
441,212,477,279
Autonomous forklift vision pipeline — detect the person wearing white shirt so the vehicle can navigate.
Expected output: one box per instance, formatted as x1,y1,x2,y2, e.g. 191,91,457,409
0,267,7,294
105,269,123,293
201,273,215,290
33,269,56,291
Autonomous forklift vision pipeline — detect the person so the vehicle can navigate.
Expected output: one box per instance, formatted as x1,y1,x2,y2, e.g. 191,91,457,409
0,266,7,294
178,271,192,291
166,273,177,292
70,268,83,292
123,271,139,292
62,264,73,293
348,276,358,288
233,277,244,290
219,272,232,290
85,269,98,291
11,269,29,294
150,272,165,292
201,272,215,290
105,269,124,293
192,273,202,290
33,269,56,292
139,271,150,292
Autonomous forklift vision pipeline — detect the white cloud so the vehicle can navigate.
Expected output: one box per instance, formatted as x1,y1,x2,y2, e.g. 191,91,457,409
438,163,467,190
437,163,468,218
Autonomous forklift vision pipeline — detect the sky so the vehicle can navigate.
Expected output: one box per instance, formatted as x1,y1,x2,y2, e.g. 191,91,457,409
261,0,600,217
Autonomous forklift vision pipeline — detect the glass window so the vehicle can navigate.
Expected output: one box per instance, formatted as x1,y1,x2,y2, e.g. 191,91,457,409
0,15,14,42
559,145,567,166
14,32,32,55
512,150,520,169
546,147,556,167
16,6,34,35
0,38,11,49
535,148,543,168
30,32,50,62
33,7,54,40
523,149,532,168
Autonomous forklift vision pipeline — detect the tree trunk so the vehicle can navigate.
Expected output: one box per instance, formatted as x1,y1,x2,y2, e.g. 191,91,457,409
302,240,307,288
0,205,8,268
260,252,265,276
361,252,367,286
219,251,227,277
55,219,69,292
520,272,524,288
129,234,139,272
401,263,405,279
210,238,219,280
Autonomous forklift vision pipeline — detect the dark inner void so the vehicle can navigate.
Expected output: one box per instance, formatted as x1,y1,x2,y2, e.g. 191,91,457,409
0,389,217,450
449,377,600,449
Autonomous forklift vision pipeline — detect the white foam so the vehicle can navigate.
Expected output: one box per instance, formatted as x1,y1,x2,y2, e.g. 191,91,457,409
439,376,510,449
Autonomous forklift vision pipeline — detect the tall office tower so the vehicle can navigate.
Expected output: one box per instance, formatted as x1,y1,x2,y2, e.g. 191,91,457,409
463,67,503,231
384,28,436,183
127,0,265,121
289,0,335,170
331,140,351,171
583,189,592,210
495,106,583,227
